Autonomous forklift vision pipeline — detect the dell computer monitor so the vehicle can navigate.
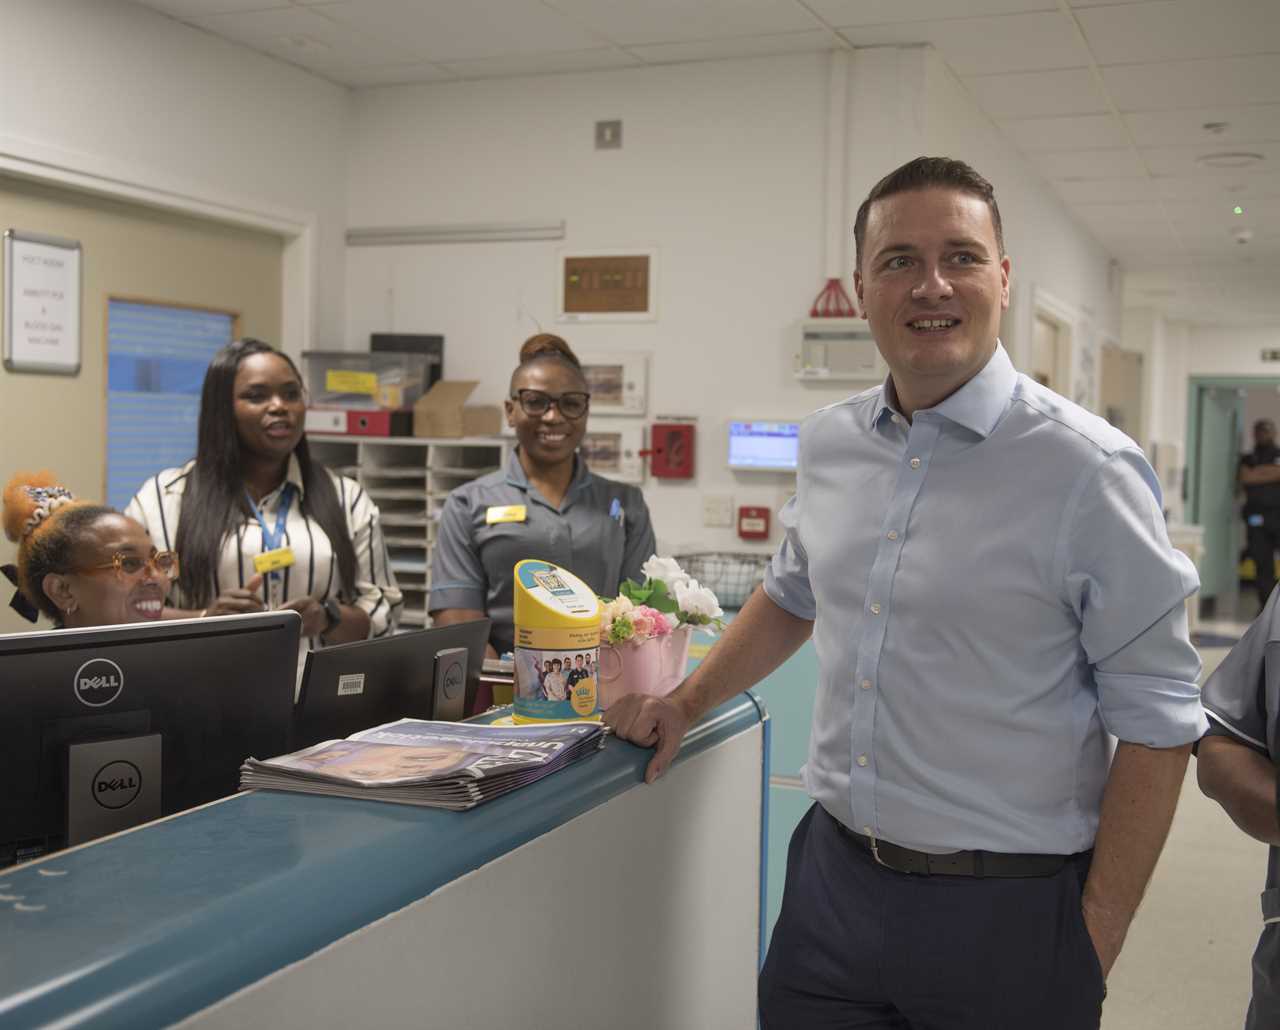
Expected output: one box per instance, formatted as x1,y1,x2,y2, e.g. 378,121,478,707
292,618,491,751
0,611,300,868
728,420,800,471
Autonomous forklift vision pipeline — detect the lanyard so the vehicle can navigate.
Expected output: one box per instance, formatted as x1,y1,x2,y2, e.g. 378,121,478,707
246,484,294,557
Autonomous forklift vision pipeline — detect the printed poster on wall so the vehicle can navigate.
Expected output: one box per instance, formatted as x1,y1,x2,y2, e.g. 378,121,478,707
2,230,82,375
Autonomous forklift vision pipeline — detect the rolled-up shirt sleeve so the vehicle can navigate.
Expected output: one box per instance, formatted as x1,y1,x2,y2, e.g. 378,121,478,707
1062,448,1207,747
347,487,402,639
764,493,816,621
428,491,487,613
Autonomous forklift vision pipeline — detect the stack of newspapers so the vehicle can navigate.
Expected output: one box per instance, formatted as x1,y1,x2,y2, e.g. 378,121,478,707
240,718,607,811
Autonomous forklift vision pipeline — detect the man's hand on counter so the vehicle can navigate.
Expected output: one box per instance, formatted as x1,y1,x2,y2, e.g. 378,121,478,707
604,693,694,784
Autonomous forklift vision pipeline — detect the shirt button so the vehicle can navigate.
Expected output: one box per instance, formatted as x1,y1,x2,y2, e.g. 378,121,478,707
856,754,869,767
860,679,872,690
910,457,921,469
869,603,881,615
887,530,898,540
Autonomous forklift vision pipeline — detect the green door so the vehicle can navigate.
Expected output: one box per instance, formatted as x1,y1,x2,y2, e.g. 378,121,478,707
1192,386,1242,602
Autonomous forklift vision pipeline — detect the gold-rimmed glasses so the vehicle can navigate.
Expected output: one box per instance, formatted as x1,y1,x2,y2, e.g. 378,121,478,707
79,550,179,582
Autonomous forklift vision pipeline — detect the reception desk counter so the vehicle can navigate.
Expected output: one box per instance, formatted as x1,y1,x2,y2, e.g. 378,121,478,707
0,696,768,1030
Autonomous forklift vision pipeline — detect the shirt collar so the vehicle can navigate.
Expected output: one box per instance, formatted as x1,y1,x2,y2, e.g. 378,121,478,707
258,455,306,506
871,342,1016,439
504,449,592,499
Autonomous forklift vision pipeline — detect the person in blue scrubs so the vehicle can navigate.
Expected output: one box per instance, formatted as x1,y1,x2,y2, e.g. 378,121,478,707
429,334,655,657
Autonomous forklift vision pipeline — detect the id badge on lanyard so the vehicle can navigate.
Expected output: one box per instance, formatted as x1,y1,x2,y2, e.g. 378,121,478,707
247,485,296,609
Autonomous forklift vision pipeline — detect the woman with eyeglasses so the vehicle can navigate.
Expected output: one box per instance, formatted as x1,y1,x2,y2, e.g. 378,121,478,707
125,339,402,670
2,472,176,629
429,333,655,657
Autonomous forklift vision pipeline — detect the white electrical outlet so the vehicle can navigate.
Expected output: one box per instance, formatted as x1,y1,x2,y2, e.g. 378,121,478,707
702,494,734,528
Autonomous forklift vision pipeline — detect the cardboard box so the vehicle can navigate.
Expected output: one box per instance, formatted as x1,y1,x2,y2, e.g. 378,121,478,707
413,380,503,438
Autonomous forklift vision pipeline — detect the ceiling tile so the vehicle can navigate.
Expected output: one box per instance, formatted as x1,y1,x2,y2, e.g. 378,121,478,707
1031,146,1148,180
187,6,416,64
999,113,1130,151
838,12,1087,75
805,0,1055,27
1104,55,1280,112
1078,0,1280,66
1124,105,1280,147
629,31,836,65
343,62,458,88
437,48,644,81
543,0,818,47
316,0,603,63
964,68,1108,119
135,0,290,14
1051,177,1172,204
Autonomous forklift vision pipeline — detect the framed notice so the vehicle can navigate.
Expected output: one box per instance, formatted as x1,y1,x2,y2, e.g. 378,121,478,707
580,421,646,483
2,230,82,375
580,351,649,417
556,249,657,323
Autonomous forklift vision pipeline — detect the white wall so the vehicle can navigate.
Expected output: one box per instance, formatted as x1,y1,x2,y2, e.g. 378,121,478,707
921,51,1122,410
345,46,1128,553
0,0,352,353
347,52,852,555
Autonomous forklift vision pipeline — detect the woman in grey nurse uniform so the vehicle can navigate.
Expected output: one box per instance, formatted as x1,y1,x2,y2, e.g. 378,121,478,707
428,334,655,658
1198,586,1280,1029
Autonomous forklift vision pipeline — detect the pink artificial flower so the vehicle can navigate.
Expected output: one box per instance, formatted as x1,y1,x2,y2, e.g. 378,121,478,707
634,605,672,636
629,608,656,641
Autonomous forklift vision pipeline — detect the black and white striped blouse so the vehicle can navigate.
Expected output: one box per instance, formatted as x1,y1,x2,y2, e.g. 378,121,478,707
125,457,402,665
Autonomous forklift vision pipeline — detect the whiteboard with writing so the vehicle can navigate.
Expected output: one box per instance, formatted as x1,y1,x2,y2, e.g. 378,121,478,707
3,230,82,375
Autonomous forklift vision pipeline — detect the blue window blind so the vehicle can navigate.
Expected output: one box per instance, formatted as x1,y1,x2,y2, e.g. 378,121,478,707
106,301,233,511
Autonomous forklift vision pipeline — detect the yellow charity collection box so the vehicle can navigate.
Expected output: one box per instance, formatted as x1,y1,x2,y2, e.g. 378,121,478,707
512,559,602,724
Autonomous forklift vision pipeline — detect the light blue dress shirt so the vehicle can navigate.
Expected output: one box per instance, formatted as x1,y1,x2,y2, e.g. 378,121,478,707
765,344,1208,855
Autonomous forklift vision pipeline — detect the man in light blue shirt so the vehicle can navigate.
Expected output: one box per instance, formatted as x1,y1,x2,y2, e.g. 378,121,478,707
606,156,1207,1029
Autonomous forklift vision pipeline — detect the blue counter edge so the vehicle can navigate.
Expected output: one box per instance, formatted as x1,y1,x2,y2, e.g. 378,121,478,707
0,695,764,1030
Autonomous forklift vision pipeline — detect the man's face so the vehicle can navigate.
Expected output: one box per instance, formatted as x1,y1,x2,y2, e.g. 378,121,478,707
854,187,1010,401
1257,422,1276,449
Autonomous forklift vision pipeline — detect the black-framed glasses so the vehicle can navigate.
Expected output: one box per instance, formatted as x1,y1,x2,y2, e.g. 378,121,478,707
511,389,590,420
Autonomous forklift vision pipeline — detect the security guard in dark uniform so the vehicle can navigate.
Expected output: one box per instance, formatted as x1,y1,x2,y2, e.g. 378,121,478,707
1198,586,1280,1030
428,334,655,656
1240,418,1280,606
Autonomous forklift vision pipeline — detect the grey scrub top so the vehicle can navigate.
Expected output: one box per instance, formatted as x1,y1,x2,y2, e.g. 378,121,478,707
428,450,656,655
1201,586,1280,1030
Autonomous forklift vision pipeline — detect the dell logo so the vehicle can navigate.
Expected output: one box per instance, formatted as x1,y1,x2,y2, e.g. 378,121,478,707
92,760,142,810
73,658,124,707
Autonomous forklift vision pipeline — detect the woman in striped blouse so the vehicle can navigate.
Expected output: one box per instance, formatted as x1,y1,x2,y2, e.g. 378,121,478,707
126,339,401,664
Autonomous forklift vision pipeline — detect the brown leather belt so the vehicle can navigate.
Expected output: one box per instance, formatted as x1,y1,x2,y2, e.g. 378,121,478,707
835,820,1078,878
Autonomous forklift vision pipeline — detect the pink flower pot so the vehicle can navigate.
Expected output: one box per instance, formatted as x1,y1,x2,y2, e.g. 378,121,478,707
597,625,693,710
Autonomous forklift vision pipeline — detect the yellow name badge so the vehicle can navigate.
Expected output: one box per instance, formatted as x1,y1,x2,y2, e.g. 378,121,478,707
485,504,527,526
253,547,296,575
325,369,379,396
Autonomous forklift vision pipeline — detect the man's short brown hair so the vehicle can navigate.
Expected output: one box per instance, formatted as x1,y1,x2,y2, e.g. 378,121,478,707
854,157,1004,271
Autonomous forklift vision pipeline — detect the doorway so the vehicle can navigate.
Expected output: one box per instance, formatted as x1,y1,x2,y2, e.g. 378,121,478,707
1187,377,1280,621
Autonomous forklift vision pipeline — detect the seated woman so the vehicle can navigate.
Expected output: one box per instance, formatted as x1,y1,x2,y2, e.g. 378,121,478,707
126,339,401,667
2,472,175,629
429,333,655,657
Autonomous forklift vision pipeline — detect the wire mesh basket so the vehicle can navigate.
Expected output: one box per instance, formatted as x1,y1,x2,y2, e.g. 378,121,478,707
674,552,771,610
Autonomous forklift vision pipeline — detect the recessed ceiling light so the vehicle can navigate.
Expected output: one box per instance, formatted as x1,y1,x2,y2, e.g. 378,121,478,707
1197,151,1265,169
1202,121,1231,135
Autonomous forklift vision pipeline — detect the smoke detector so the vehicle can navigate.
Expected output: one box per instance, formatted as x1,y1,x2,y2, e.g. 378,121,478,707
1233,227,1255,245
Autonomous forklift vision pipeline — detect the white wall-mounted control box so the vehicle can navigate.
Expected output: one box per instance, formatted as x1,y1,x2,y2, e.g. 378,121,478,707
795,319,886,382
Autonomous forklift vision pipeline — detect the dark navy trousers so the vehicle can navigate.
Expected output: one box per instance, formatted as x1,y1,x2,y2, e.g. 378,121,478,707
759,804,1106,1030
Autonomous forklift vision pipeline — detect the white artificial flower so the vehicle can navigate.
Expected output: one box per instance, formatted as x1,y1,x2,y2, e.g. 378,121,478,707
640,554,689,587
673,578,723,620
663,612,680,631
